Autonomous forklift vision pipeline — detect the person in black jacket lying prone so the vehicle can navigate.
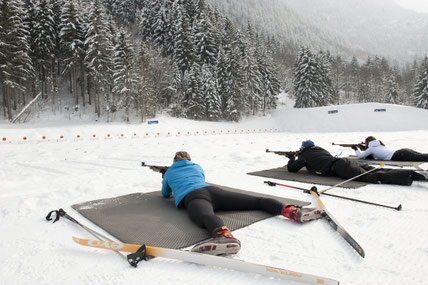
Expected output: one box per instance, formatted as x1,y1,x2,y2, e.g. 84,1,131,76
286,140,428,186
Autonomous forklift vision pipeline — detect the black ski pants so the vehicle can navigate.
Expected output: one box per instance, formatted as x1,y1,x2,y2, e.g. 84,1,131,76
391,148,428,162
330,158,414,185
182,185,284,235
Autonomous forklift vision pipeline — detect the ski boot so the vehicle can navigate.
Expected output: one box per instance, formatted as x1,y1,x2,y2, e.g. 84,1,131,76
282,205,324,223
191,226,241,256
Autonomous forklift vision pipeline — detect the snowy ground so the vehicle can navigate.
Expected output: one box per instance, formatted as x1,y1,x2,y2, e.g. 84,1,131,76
1,101,428,285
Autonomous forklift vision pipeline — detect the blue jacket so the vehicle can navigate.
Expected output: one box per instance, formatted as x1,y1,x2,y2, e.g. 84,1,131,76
162,160,210,207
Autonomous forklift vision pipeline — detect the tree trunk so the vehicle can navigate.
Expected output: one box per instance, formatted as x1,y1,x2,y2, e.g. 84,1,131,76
41,67,47,99
94,80,100,118
125,94,130,123
87,75,92,105
6,87,12,121
69,72,73,94
79,62,86,107
72,67,78,106
2,86,6,117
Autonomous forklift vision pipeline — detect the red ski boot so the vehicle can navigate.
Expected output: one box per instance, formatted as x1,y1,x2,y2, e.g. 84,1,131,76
191,226,241,256
282,205,324,223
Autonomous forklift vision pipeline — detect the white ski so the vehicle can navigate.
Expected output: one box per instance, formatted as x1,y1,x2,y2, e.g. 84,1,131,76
72,237,339,285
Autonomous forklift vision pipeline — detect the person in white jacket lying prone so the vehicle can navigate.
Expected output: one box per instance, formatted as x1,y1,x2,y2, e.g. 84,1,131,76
354,136,428,162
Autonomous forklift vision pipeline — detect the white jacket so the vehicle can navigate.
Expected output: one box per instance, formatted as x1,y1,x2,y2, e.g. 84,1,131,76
356,140,395,160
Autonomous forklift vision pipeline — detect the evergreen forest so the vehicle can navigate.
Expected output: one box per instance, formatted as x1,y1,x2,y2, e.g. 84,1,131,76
1,0,427,123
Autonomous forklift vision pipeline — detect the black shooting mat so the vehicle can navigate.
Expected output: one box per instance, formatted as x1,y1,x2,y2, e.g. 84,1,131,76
247,167,368,189
71,184,310,249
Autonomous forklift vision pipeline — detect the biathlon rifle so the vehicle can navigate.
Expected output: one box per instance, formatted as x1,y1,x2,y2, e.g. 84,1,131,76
332,142,365,150
266,149,300,158
141,162,169,174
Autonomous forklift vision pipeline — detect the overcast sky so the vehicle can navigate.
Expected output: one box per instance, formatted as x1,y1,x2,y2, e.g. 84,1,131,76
395,0,428,13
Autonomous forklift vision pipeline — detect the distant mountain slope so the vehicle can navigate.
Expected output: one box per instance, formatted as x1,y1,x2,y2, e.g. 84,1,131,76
207,0,359,57
208,0,428,63
285,0,428,62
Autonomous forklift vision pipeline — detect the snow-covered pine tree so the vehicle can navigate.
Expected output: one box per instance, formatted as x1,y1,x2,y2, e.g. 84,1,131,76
193,11,218,66
150,1,169,52
50,0,64,102
201,64,221,120
358,81,371,103
414,56,428,109
184,0,198,20
385,73,399,104
22,0,40,99
112,30,138,123
104,16,120,114
243,25,262,115
60,0,85,106
162,0,177,57
0,0,33,121
114,0,137,25
206,5,223,50
377,56,391,103
32,0,55,99
168,62,185,117
400,60,419,105
317,50,334,105
102,0,115,14
322,51,341,104
172,4,194,74
135,42,156,122
344,56,360,102
293,47,328,108
84,0,113,118
183,63,205,120
216,46,230,118
139,0,161,42
221,22,245,121
256,39,280,115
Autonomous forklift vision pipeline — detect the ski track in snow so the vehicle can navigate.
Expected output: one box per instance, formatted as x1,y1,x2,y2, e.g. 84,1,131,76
1,104,428,285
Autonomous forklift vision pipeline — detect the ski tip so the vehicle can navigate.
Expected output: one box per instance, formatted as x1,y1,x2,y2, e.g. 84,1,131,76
355,248,365,258
397,204,402,211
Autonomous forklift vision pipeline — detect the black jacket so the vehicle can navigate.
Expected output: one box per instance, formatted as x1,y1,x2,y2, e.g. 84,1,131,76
287,146,339,176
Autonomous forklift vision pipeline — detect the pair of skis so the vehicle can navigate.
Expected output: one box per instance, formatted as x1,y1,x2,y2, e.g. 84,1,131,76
266,182,365,258
264,183,366,259
266,164,387,259
47,209,339,285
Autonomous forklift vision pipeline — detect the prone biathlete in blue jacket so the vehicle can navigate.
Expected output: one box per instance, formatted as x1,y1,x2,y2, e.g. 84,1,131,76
161,151,324,256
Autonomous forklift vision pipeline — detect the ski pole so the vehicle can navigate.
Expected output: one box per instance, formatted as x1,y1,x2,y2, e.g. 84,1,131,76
46,208,128,260
264,181,402,211
318,163,384,194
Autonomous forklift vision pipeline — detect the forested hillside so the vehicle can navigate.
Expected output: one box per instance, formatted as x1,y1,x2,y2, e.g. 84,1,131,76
1,0,280,122
206,0,428,108
1,0,427,123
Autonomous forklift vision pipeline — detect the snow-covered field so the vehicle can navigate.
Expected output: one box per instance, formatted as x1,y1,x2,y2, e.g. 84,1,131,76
1,102,428,285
